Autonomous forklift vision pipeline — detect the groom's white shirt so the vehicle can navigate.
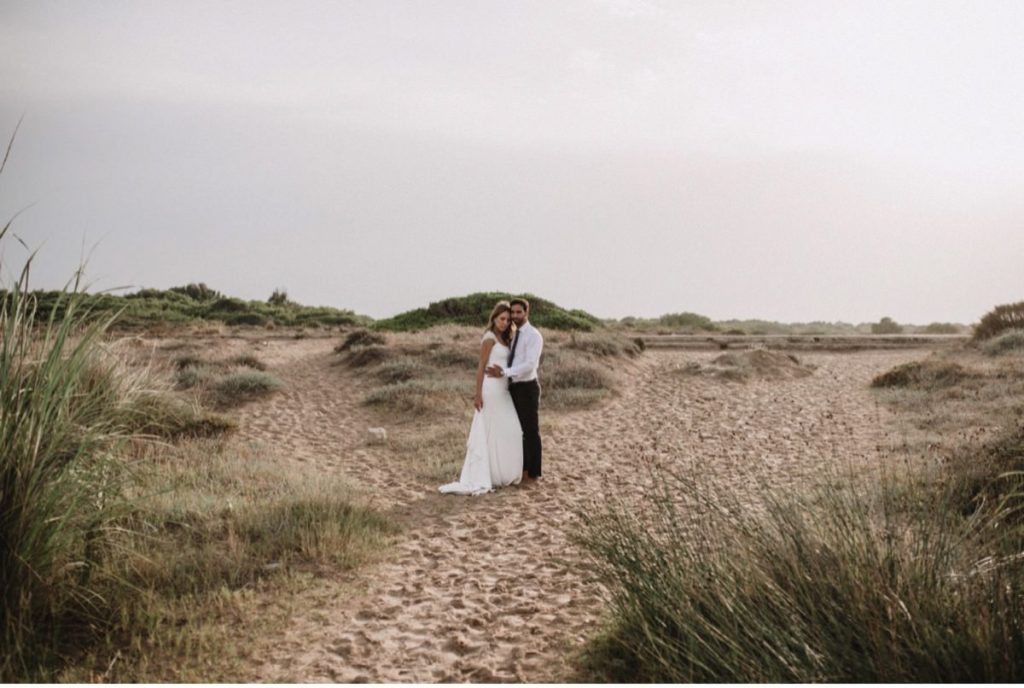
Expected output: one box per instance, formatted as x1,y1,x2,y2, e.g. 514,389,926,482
502,321,543,382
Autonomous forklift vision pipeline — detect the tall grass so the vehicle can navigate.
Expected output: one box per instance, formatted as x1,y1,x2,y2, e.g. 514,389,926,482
575,460,1024,682
0,221,132,678
0,139,390,679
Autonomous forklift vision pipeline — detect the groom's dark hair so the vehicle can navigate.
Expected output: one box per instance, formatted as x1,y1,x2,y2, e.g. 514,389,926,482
510,297,530,311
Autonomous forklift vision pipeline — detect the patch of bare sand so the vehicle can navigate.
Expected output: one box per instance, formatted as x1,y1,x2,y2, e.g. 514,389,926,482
209,340,924,682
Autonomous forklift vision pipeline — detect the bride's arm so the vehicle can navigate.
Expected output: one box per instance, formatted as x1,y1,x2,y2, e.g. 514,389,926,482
475,338,496,410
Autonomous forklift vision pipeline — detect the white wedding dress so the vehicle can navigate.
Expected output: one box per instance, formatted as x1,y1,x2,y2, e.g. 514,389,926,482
439,332,524,495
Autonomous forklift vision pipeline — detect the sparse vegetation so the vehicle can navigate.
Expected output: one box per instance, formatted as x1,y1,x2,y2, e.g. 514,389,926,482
335,328,387,352
343,344,392,368
982,329,1024,356
364,378,473,415
213,370,284,407
679,349,815,382
923,322,963,334
565,332,644,358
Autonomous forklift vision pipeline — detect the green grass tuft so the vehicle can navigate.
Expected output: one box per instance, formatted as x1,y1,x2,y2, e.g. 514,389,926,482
212,370,284,407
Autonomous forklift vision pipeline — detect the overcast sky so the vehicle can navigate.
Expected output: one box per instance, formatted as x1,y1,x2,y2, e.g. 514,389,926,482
1,0,1021,324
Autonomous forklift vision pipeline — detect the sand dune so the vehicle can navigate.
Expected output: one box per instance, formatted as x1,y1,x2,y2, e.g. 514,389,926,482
200,336,924,682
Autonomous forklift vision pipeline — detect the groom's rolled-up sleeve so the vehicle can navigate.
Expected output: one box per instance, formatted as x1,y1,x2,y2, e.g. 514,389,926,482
503,331,542,381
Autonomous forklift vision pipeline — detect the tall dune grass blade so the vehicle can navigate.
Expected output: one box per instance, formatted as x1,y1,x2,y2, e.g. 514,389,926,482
1,221,132,679
575,460,1024,682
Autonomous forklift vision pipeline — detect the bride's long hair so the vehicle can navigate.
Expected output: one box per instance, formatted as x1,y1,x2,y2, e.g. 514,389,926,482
487,301,515,346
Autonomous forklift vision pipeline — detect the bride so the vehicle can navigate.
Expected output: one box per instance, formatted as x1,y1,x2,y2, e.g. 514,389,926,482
439,301,524,495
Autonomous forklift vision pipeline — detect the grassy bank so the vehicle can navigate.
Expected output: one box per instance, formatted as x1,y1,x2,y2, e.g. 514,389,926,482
7,284,369,331
0,238,393,681
372,292,602,331
574,338,1024,682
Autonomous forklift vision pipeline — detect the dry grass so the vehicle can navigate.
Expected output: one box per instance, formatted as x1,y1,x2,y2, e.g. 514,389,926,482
390,426,468,482
674,349,816,382
59,439,397,682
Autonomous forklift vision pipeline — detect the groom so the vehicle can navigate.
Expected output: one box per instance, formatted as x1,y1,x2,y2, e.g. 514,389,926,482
486,297,543,483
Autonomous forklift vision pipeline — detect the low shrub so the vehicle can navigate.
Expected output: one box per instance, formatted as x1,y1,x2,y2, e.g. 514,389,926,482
544,388,608,409
870,359,976,389
428,346,478,368
122,392,236,439
229,353,266,370
364,379,471,415
344,345,392,368
658,311,717,331
982,329,1024,356
175,365,217,390
224,313,269,327
922,322,962,335
373,292,600,332
335,329,387,352
871,316,903,334
374,358,419,384
973,301,1024,341
546,360,614,391
211,371,284,407
566,333,644,358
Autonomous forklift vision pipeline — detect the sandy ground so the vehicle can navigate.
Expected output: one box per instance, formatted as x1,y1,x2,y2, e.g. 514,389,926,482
201,337,925,682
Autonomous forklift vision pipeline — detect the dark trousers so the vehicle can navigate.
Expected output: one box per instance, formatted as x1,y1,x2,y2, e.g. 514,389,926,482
509,379,542,478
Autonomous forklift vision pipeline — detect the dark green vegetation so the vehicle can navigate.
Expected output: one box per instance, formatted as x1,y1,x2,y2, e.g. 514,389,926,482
372,292,602,331
6,283,368,330
871,315,904,334
974,301,1024,341
575,306,1024,682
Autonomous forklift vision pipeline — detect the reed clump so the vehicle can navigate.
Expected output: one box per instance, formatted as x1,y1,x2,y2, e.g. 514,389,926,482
575,463,1024,682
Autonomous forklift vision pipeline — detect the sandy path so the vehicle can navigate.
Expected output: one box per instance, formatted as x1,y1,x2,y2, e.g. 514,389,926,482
229,341,924,682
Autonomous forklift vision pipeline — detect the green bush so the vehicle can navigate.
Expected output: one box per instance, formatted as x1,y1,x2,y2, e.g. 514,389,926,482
374,358,419,384
373,292,600,332
871,316,904,334
973,301,1024,341
428,345,478,368
923,322,962,335
224,312,269,326
169,283,222,301
658,311,717,331
211,371,284,407
5,285,367,330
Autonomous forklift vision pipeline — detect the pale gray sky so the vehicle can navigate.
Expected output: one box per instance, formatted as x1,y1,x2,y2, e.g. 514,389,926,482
1,0,1021,323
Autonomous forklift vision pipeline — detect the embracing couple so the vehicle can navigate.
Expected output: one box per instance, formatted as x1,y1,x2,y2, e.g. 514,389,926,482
439,297,543,496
